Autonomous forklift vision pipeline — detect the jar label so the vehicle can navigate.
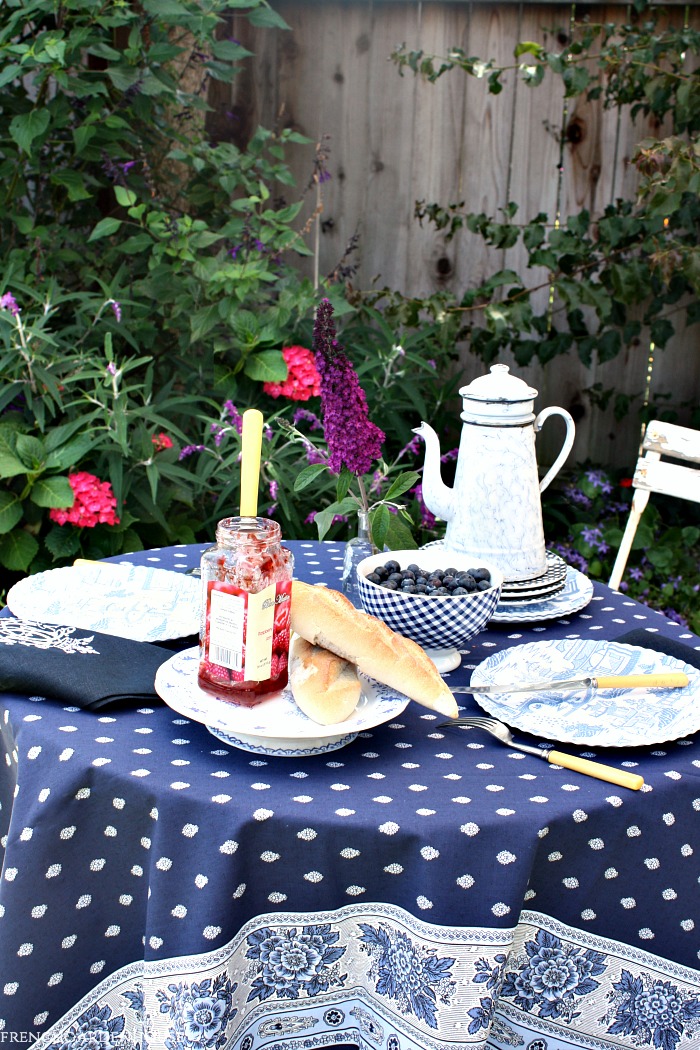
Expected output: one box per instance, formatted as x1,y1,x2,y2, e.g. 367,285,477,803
206,580,292,681
244,583,277,680
208,587,245,670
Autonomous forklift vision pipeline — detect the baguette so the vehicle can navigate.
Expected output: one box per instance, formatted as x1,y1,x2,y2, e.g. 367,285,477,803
290,581,458,718
289,635,362,725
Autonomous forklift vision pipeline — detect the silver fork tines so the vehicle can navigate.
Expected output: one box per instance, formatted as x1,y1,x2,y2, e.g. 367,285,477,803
439,716,543,756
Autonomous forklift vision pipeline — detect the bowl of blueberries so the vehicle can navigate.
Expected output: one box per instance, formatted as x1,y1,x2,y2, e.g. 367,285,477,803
356,548,503,664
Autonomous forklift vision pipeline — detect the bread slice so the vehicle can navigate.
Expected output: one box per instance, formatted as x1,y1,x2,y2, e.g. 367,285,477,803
289,635,362,725
290,581,458,718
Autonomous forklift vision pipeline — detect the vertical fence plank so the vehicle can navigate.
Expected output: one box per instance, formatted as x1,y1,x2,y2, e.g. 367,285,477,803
214,1,698,468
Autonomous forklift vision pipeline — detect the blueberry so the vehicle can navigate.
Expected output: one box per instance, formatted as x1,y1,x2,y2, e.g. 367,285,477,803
477,579,492,591
432,586,449,595
384,559,401,574
400,569,416,581
374,565,389,580
457,573,477,591
442,575,456,588
401,582,417,593
445,567,459,577
388,572,404,584
452,586,468,595
470,567,492,583
382,579,399,589
415,582,427,593
407,563,422,575
366,572,382,584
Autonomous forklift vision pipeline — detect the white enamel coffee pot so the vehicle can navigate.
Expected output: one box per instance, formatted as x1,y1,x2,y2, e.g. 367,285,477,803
414,364,575,581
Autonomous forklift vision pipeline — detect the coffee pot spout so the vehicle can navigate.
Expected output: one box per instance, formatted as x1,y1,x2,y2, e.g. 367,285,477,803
413,422,455,523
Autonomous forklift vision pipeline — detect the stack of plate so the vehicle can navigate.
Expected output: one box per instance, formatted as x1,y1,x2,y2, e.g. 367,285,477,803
498,551,568,605
419,542,594,623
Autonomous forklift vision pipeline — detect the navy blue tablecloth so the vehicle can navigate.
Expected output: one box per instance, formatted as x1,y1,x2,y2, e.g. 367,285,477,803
0,542,698,1050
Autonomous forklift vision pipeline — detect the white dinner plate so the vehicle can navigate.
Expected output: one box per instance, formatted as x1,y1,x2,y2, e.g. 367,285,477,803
492,565,593,622
6,562,200,642
154,647,411,756
469,638,700,746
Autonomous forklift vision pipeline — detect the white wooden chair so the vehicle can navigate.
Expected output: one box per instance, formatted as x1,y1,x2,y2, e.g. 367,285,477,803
608,419,700,590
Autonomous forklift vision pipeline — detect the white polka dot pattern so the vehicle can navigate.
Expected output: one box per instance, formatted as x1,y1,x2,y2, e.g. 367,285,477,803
0,539,697,1043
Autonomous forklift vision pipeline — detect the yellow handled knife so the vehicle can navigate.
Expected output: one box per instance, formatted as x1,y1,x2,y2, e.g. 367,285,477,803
453,672,688,694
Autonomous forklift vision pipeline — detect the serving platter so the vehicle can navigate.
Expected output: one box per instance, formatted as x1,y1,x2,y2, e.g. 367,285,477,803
154,647,411,756
6,562,200,642
469,638,700,746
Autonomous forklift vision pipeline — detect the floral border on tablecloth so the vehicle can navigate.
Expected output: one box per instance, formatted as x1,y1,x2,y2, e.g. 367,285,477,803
33,906,700,1050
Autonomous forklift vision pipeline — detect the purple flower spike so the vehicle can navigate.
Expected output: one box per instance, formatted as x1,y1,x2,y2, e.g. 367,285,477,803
179,444,206,460
109,299,122,322
0,292,20,316
313,299,384,476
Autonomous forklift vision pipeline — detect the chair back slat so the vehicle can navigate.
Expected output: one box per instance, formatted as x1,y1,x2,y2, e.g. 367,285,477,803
642,420,700,464
633,458,700,504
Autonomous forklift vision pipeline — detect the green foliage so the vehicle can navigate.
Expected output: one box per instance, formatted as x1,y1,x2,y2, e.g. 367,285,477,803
0,0,308,586
543,466,700,635
391,3,700,402
0,0,463,595
0,0,317,382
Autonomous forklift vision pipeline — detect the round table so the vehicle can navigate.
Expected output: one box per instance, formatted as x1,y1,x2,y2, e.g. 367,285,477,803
0,541,699,1050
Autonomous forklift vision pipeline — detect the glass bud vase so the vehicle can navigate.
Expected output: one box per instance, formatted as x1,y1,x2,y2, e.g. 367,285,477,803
341,509,374,607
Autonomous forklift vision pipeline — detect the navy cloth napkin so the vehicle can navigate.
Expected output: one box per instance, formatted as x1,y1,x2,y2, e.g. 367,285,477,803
0,618,176,710
615,628,700,670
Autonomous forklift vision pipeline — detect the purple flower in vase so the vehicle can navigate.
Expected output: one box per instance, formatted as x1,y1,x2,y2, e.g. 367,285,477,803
313,299,384,476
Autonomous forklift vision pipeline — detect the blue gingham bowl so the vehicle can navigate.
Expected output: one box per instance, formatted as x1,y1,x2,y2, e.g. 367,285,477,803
356,549,503,649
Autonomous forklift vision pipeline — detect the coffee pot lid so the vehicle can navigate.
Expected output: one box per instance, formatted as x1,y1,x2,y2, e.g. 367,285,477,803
461,363,537,403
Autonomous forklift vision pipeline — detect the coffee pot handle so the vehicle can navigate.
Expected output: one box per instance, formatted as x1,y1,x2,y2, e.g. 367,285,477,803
535,407,576,493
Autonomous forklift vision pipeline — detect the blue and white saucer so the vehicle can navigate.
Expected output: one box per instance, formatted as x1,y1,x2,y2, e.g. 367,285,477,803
155,647,410,756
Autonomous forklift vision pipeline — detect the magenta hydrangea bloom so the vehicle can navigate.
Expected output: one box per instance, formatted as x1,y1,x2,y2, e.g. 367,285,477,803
313,299,384,476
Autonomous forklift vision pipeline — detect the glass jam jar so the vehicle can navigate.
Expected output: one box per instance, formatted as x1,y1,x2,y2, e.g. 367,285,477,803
198,516,294,705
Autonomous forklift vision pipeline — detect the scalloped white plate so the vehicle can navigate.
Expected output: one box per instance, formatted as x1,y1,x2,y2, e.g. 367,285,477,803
154,647,411,756
469,638,700,746
6,562,200,642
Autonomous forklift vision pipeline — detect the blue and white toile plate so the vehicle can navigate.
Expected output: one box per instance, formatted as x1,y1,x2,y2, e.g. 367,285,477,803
6,562,200,642
469,638,700,747
154,647,411,756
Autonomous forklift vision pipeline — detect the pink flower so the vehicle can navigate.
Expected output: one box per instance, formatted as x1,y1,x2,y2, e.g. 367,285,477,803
0,292,20,316
49,472,120,528
264,346,321,402
151,432,173,453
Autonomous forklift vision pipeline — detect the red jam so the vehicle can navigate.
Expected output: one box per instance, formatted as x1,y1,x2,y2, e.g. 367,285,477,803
198,517,293,705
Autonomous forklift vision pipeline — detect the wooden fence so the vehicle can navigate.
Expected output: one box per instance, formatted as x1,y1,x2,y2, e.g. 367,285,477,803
209,1,700,470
